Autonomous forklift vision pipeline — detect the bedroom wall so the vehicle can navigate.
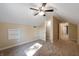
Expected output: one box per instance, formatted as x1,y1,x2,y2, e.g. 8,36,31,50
33,22,46,41
46,16,62,43
0,22,39,50
77,25,79,44
68,23,77,43
53,16,78,43
53,16,62,42
46,17,53,43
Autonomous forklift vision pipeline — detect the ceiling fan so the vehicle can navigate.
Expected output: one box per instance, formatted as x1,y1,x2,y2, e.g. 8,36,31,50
30,3,54,16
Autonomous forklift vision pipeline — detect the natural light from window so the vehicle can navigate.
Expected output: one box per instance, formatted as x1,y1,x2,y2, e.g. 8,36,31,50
24,43,42,56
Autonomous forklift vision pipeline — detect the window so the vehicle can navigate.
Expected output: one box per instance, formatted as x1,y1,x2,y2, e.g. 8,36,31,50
8,29,20,40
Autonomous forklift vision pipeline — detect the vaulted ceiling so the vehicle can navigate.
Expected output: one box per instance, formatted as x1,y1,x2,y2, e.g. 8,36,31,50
0,3,79,26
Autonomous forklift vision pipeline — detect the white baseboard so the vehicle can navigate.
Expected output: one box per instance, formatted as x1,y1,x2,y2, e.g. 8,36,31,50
0,39,38,51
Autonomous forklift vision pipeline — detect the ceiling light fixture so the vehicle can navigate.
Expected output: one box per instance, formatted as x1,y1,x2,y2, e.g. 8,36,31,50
30,3,54,16
39,11,45,15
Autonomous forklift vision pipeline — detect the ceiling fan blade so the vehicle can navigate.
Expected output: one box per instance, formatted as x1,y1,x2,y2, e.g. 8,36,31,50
30,8,38,11
34,13,39,16
45,9,54,12
42,3,47,7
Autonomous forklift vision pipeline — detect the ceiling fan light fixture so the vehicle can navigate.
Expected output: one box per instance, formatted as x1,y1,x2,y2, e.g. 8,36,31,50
39,11,45,15
30,3,54,16
41,7,44,10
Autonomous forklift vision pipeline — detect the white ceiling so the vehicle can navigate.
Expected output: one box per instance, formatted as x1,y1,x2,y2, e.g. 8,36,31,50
0,3,79,26
52,3,79,24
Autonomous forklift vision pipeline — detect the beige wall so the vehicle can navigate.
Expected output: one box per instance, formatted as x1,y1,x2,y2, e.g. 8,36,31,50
34,22,46,41
59,22,77,42
0,23,39,49
44,16,78,43
58,21,77,43
69,23,77,42
46,16,62,43
53,16,62,42
77,25,79,44
46,17,53,43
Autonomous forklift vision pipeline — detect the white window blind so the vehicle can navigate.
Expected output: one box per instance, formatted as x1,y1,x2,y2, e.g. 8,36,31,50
8,29,20,40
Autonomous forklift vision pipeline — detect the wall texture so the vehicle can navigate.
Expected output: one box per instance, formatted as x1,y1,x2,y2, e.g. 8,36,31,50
77,25,79,44
33,22,46,41
53,16,62,42
0,23,39,50
54,16,78,43
46,17,53,43
69,23,77,43
59,22,77,43
46,16,62,43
